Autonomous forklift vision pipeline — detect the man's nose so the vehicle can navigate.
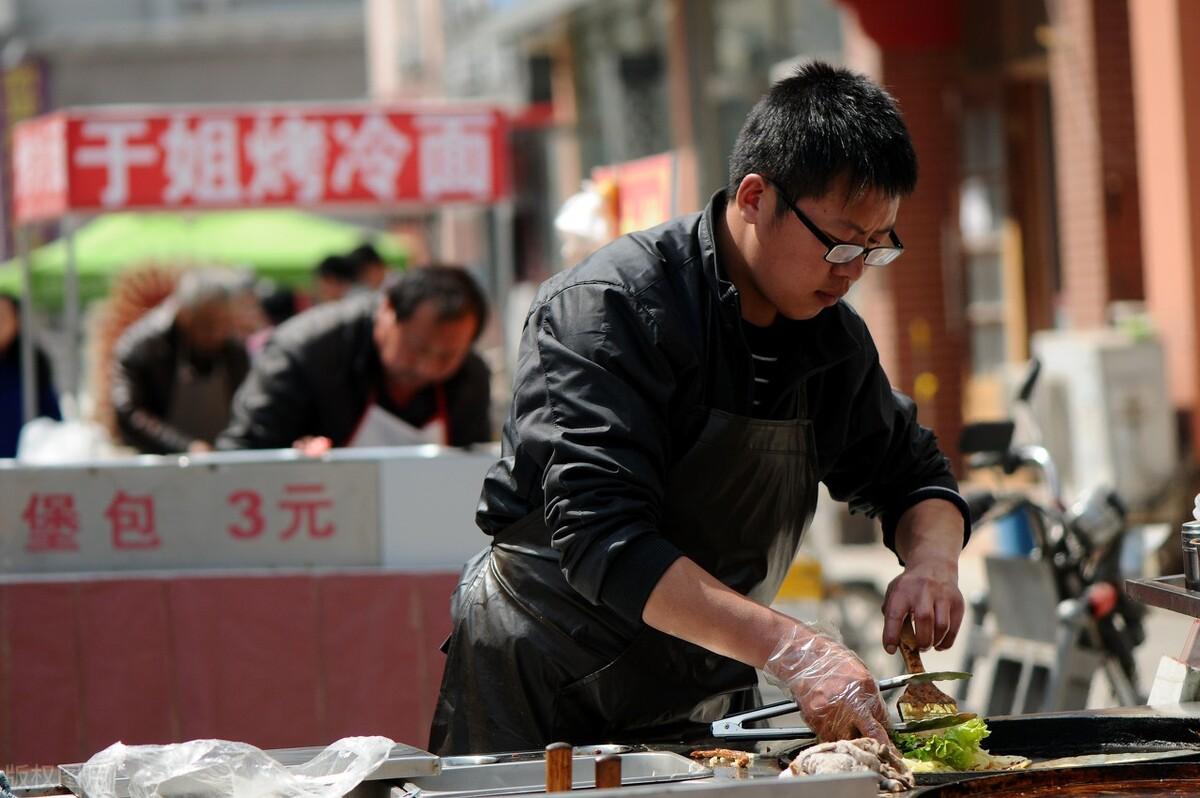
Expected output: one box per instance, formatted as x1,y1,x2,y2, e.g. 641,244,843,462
832,257,866,282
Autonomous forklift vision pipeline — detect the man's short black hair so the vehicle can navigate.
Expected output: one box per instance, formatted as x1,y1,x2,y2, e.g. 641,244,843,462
727,61,917,213
348,243,385,268
259,287,297,327
315,254,359,282
385,265,488,341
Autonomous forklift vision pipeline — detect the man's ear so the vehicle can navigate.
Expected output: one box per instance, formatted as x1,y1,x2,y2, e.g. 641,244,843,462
735,174,768,226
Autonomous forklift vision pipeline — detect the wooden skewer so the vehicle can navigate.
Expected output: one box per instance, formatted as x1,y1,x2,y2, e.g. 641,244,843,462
594,754,622,789
545,742,573,793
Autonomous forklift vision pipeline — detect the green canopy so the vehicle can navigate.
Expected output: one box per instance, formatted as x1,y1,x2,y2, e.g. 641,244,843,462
0,209,408,308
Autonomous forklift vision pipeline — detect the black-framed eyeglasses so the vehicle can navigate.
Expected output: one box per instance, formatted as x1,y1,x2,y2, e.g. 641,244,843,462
768,179,905,267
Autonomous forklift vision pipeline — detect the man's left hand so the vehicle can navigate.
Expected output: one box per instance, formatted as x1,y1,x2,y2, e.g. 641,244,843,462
881,498,965,654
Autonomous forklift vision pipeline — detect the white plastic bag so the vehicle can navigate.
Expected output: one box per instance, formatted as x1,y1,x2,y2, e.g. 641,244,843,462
78,737,395,798
16,418,123,463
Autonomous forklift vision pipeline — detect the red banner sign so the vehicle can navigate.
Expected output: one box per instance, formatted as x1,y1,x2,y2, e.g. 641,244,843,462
12,104,510,222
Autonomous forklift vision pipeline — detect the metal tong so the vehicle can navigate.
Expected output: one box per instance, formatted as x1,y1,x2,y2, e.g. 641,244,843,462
710,671,974,741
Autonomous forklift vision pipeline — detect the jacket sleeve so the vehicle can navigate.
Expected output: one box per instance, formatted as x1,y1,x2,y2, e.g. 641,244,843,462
819,329,970,558
447,353,493,446
111,337,194,454
217,339,317,450
521,282,684,623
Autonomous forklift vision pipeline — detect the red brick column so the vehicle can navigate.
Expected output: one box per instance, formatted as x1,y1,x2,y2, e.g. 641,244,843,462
1047,0,1112,327
839,0,967,466
1094,0,1143,304
877,50,967,466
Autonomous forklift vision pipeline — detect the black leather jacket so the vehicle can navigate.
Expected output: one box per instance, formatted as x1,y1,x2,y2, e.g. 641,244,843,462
477,192,969,623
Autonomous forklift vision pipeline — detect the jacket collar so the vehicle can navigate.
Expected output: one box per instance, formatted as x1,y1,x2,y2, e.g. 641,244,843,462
696,190,863,382
697,190,743,317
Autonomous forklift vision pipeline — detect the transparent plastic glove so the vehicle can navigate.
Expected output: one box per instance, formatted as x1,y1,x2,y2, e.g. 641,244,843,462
763,623,892,747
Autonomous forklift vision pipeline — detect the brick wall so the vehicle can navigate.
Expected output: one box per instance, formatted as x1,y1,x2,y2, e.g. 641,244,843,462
1049,0,1110,329
876,50,968,466
1094,0,1144,304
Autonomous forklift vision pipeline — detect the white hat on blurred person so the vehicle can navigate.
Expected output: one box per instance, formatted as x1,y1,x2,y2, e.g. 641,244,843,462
554,180,616,268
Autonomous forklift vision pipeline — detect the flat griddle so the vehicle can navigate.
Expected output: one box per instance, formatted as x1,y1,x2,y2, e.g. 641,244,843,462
909,711,1200,786
914,761,1200,796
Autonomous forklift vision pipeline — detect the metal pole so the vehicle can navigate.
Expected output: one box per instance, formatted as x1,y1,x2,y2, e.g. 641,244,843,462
63,214,80,408
429,210,444,260
491,199,516,373
18,225,36,424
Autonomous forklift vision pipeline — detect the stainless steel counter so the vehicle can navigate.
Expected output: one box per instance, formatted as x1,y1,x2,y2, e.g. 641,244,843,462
397,751,708,798
48,704,1200,798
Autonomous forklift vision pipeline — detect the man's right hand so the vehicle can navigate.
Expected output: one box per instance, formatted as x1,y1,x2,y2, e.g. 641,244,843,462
294,436,333,456
764,624,892,747
643,558,893,747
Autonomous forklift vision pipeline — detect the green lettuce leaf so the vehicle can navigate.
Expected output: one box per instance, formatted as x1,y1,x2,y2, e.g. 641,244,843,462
892,718,991,771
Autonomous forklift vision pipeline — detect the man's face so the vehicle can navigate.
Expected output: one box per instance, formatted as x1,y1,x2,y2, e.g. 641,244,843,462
742,174,899,321
179,299,234,356
317,275,353,304
360,261,388,290
373,299,478,391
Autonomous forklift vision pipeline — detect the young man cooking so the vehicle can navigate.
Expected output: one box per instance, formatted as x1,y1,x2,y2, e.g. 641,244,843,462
431,62,971,754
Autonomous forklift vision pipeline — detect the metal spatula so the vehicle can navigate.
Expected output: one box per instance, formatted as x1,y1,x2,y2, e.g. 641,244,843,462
896,620,960,721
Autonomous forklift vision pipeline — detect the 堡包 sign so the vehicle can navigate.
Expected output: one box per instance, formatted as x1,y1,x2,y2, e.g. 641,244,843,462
12,104,510,222
0,457,381,572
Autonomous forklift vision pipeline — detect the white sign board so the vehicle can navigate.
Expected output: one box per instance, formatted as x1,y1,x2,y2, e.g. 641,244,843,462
0,458,380,572
377,449,497,570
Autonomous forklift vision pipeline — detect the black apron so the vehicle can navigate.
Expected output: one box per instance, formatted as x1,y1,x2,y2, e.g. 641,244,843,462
429,394,818,754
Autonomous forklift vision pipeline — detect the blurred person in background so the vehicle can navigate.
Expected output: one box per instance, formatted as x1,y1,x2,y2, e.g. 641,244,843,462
0,293,61,457
554,179,618,269
313,254,360,303
111,270,249,454
246,281,298,356
260,285,298,327
229,269,271,341
218,264,491,452
348,243,391,290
